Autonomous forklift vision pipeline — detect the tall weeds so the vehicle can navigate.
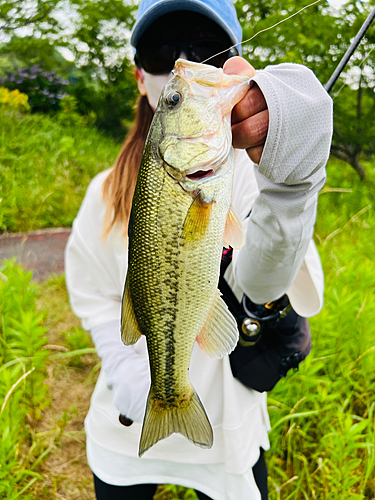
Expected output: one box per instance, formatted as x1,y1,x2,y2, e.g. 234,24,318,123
266,159,375,499
0,260,49,499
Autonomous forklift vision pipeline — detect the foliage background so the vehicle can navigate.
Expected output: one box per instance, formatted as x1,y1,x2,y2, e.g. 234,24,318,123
0,0,374,167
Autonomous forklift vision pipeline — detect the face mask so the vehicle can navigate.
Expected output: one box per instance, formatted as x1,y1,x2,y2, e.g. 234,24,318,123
140,70,173,111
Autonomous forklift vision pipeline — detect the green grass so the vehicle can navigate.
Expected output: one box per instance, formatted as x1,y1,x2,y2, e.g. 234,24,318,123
1,103,374,498
0,265,99,499
265,158,375,499
0,109,119,233
0,261,50,499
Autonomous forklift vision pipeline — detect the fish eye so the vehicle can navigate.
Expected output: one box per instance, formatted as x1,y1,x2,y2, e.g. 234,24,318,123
166,91,182,108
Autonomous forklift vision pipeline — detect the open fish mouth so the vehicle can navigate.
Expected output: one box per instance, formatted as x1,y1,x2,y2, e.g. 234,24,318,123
186,169,215,181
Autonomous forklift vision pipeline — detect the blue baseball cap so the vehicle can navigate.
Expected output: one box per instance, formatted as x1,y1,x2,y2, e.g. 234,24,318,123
130,0,242,54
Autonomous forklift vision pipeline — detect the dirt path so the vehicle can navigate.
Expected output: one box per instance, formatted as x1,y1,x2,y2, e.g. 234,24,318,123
0,228,71,280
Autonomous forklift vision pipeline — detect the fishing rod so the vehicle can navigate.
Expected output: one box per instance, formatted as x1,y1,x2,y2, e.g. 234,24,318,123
325,5,375,94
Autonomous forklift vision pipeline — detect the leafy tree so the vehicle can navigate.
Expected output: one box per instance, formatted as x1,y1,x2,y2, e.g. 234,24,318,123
234,0,339,83
0,1,139,139
69,0,137,77
331,84,375,179
0,36,75,75
2,0,374,168
68,61,138,140
328,0,375,179
0,0,60,34
234,0,375,178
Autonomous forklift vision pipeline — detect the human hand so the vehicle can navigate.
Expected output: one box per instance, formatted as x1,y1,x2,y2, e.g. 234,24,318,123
90,321,151,424
223,56,269,164
110,351,150,423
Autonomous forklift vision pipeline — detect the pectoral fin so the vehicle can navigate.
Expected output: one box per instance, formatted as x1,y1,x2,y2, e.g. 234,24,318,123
223,206,244,250
182,191,214,242
121,278,142,345
196,290,239,358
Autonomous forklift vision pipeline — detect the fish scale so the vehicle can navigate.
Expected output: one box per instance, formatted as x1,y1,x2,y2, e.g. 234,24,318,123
121,59,250,457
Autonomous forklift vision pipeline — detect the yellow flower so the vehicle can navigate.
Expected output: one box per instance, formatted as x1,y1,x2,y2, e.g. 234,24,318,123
0,87,30,112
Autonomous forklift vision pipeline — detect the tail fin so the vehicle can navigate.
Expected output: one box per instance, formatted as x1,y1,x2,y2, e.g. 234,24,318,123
139,389,213,457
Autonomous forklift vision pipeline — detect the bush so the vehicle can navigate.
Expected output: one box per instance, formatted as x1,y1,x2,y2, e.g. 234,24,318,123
0,87,30,113
0,65,69,113
68,67,138,140
56,95,96,129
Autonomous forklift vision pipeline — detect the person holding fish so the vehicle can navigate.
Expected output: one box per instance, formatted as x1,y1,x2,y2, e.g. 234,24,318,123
65,0,333,499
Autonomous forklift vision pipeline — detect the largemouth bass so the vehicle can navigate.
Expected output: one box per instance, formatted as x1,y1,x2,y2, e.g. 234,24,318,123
121,59,249,458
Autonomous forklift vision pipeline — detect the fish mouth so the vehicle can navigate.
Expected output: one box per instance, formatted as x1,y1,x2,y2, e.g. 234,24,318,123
185,169,215,181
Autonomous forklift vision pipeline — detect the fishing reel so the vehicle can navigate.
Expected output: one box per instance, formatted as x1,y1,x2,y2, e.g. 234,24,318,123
239,294,292,347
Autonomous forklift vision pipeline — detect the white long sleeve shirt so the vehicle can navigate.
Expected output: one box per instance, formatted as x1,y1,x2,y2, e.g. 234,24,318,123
65,63,332,500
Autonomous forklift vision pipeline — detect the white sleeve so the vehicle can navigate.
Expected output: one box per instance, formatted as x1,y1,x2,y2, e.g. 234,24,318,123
234,63,332,306
91,320,150,422
64,171,127,330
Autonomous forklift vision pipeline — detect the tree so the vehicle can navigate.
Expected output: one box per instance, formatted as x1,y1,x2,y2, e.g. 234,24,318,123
0,0,60,34
2,0,374,165
234,0,339,83
0,0,139,139
328,0,375,179
331,84,375,179
234,0,375,178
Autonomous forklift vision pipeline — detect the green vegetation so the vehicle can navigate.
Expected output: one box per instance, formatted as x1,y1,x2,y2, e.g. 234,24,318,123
235,0,375,178
157,160,375,496
0,159,373,498
0,264,98,499
0,1,374,494
0,261,49,499
0,107,118,233
1,0,374,174
0,1,138,138
266,159,375,499
0,87,30,113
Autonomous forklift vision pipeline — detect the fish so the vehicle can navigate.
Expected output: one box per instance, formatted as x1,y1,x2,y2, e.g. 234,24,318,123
121,59,250,458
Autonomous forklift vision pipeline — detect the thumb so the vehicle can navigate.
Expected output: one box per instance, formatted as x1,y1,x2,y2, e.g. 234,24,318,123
223,56,256,78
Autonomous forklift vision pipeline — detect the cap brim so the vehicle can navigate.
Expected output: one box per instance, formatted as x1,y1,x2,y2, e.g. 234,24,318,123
131,0,239,49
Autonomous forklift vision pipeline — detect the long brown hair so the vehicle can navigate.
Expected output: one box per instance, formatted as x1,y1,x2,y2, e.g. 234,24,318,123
102,95,154,238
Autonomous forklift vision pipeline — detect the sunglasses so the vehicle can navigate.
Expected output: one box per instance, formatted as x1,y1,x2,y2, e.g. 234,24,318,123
135,40,239,75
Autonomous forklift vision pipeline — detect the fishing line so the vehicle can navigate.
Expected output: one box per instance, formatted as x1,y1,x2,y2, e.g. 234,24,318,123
202,0,323,65
332,46,375,100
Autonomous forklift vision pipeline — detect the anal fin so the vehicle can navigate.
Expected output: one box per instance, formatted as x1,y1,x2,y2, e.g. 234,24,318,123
196,290,239,358
121,277,142,345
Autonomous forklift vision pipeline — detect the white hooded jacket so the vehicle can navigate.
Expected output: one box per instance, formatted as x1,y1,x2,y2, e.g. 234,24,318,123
65,63,332,500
